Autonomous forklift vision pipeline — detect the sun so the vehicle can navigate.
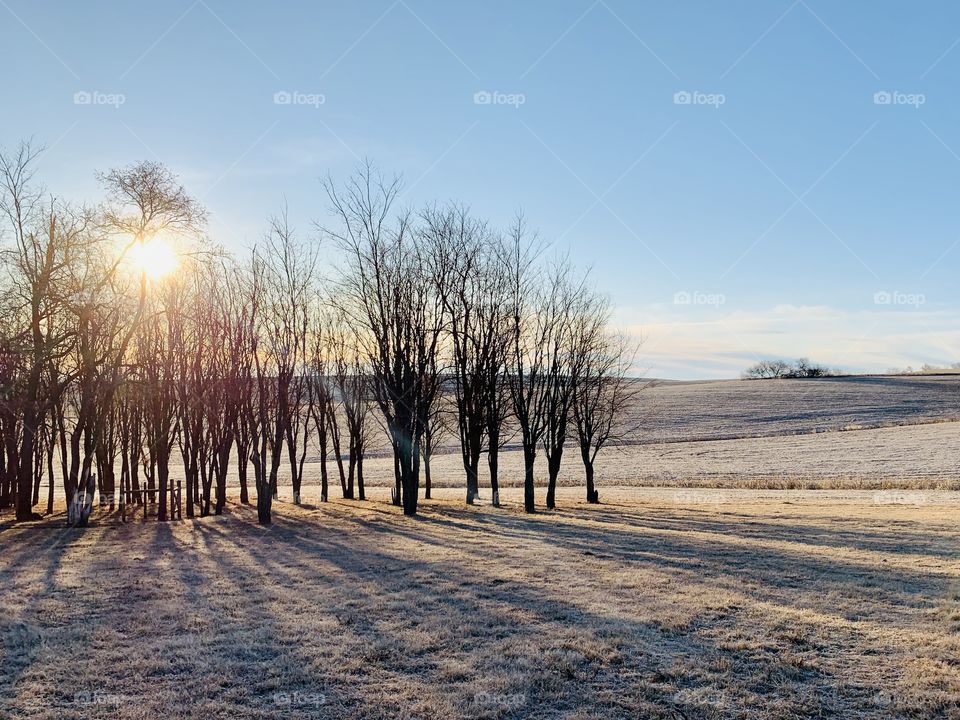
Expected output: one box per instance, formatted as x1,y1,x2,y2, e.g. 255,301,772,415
131,238,178,280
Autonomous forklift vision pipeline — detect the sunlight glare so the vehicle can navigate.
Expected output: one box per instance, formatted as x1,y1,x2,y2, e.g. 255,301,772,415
131,238,178,280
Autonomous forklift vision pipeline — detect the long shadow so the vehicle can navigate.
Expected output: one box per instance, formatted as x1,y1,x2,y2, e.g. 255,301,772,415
0,519,140,710
396,503,957,621
547,504,960,559
170,518,355,717
202,504,944,716
191,514,859,718
3,502,956,718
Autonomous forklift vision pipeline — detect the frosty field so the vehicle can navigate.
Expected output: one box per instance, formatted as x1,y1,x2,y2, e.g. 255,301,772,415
2,489,959,719
3,375,957,719
293,375,960,495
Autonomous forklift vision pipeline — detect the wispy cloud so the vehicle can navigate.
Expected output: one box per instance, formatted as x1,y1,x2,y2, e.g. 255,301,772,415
620,304,959,379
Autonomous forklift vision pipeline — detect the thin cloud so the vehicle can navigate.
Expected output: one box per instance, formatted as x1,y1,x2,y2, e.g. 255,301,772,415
623,304,959,379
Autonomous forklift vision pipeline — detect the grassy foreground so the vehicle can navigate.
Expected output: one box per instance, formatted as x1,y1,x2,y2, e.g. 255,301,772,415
2,488,959,719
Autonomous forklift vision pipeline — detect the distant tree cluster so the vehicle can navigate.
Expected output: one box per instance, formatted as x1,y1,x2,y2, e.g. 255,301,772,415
0,144,639,525
741,358,835,380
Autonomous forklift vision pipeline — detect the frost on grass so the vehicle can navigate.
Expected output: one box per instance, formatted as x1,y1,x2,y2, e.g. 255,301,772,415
1,490,959,719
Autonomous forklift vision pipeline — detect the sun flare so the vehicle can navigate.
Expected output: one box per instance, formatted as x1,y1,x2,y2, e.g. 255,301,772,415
131,238,178,280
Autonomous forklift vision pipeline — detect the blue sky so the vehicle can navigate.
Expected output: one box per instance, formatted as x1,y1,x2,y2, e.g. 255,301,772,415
1,0,957,378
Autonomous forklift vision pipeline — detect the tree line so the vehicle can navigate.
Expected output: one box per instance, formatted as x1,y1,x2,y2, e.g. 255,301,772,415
742,358,834,380
0,144,638,525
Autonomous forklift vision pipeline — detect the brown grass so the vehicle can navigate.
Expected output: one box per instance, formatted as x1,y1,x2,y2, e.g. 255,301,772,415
2,487,959,719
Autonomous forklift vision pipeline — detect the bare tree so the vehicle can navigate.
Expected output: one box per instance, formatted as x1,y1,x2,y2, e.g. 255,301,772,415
505,216,554,514
325,163,443,516
485,364,511,507
423,206,511,505
243,249,274,524
95,160,205,523
0,143,98,521
253,210,317,507
539,262,592,510
420,382,448,501
208,260,248,514
1,144,634,527
306,307,336,503
137,287,181,522
329,322,372,501
572,329,641,504
0,317,22,511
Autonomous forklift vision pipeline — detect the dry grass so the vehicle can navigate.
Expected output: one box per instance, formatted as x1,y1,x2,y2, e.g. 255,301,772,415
3,488,959,719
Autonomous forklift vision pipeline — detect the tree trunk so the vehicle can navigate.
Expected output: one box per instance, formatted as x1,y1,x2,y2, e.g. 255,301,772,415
424,451,432,500
15,417,38,521
585,463,598,503
357,453,365,501
488,455,501,507
31,442,42,507
268,421,283,501
332,423,347,498
147,455,156,502
257,485,272,524
392,445,402,507
582,444,599,503
397,425,419,516
45,435,55,515
201,459,213,516
184,450,195,518
215,443,230,514
319,436,329,503
523,444,536,513
0,438,9,510
464,453,480,505
252,439,271,524
545,447,563,510
157,452,169,522
98,444,116,512
401,454,418,516
237,442,250,504
344,436,356,500
68,472,96,527
488,427,500,508
286,424,301,505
